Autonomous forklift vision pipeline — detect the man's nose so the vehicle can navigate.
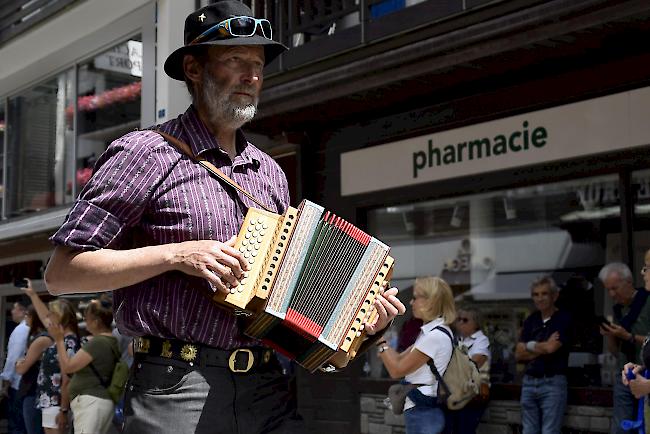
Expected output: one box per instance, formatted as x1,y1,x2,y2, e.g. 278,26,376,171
241,66,260,84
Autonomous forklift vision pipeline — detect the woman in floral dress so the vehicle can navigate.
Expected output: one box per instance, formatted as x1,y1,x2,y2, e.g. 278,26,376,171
23,285,79,434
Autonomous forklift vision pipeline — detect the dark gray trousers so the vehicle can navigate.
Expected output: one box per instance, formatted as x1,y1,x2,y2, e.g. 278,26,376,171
123,355,302,434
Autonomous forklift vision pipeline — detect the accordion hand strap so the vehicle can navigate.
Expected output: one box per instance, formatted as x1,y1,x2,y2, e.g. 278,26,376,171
156,130,274,213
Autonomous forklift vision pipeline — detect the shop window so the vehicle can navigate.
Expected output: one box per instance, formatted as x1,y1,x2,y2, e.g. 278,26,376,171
0,104,4,216
631,169,650,286
76,35,142,191
366,174,621,386
4,69,75,217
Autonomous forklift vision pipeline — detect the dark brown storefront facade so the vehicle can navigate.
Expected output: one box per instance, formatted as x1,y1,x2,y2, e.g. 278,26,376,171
245,1,650,432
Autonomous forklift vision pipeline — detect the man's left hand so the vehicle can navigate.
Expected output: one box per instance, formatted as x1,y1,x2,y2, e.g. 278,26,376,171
600,323,629,340
365,287,406,335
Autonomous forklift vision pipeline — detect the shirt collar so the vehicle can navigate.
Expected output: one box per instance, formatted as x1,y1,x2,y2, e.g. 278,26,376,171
421,317,446,333
179,105,261,168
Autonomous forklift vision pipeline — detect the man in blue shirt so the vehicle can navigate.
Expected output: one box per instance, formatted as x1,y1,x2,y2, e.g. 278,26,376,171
1,297,30,434
515,276,572,434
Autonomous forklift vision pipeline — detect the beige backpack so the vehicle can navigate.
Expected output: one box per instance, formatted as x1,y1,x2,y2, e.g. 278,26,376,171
429,326,481,410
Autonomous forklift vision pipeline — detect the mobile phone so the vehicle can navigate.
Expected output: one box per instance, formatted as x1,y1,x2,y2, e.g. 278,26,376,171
595,315,611,327
13,278,28,288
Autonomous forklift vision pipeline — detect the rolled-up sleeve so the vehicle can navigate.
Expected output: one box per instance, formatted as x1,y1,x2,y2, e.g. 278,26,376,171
51,131,164,251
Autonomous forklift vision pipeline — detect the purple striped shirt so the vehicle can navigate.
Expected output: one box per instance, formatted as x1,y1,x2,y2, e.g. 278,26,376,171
51,106,289,349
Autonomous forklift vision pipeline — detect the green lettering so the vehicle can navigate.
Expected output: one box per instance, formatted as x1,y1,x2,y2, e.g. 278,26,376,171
493,135,507,155
428,139,442,168
457,142,467,162
523,121,530,149
443,145,456,164
468,138,490,160
413,151,426,178
508,131,522,152
532,127,547,148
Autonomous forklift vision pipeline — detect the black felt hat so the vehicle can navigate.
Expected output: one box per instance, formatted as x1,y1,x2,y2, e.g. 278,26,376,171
164,1,288,81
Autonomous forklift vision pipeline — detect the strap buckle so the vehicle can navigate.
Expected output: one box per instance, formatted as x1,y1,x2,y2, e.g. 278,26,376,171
228,348,255,373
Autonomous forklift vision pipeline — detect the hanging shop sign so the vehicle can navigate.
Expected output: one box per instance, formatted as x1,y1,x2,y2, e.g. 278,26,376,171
341,86,650,196
94,40,143,77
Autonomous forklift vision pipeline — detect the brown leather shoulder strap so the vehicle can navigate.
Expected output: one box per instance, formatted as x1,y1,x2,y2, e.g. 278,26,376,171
155,130,274,213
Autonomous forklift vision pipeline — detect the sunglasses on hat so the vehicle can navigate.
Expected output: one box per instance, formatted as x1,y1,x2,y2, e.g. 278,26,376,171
191,16,272,45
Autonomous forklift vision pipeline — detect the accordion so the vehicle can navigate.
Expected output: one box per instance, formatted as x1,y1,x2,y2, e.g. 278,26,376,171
213,200,394,372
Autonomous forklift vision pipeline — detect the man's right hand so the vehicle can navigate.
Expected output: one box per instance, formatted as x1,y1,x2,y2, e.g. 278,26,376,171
170,236,250,294
19,278,36,297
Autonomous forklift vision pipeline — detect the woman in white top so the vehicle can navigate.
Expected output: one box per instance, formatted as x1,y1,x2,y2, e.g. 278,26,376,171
377,277,456,434
444,307,491,434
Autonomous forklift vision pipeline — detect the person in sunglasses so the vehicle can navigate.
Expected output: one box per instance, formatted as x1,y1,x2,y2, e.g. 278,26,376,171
443,307,491,434
43,1,406,433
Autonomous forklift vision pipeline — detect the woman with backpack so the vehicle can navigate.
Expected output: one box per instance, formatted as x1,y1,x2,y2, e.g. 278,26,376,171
47,297,119,434
15,304,50,434
377,276,456,434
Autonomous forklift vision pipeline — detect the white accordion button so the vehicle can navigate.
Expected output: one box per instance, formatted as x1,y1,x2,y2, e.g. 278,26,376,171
262,223,268,229
229,287,237,294
260,230,266,236
239,247,246,252
244,252,250,258
249,258,255,264
251,251,258,257
256,224,262,231
245,233,251,239
242,240,248,246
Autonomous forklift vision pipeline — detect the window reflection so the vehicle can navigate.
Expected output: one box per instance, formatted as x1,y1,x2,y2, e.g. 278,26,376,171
0,105,4,217
76,36,142,192
5,70,74,216
366,175,622,385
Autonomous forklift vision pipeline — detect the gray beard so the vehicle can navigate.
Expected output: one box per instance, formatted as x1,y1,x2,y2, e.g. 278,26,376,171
199,70,258,130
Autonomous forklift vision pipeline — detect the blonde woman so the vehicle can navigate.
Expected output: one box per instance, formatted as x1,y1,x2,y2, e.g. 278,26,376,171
377,276,456,434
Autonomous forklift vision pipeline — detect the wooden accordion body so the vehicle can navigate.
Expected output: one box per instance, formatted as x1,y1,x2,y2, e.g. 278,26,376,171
213,200,394,372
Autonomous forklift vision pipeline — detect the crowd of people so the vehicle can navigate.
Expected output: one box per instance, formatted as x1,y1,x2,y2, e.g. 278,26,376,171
1,280,131,434
2,1,649,434
371,249,650,434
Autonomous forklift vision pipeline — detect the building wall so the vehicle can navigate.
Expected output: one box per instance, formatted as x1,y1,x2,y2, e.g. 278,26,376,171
361,394,613,434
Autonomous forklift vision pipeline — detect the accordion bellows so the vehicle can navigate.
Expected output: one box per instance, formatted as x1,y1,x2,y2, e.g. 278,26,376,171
213,200,394,372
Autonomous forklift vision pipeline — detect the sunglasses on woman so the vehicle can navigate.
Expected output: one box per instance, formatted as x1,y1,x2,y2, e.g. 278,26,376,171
191,16,273,45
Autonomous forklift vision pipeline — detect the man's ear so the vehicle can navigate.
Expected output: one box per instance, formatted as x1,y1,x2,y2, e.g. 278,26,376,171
183,53,203,85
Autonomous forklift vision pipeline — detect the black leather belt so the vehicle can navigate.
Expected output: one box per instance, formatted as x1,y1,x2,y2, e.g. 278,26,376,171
133,336,273,373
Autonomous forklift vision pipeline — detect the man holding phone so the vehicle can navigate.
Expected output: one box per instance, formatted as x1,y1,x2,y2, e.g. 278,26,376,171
0,286,30,434
599,262,650,434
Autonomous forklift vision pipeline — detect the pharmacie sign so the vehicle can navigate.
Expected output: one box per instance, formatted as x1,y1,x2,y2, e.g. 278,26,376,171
341,86,650,196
